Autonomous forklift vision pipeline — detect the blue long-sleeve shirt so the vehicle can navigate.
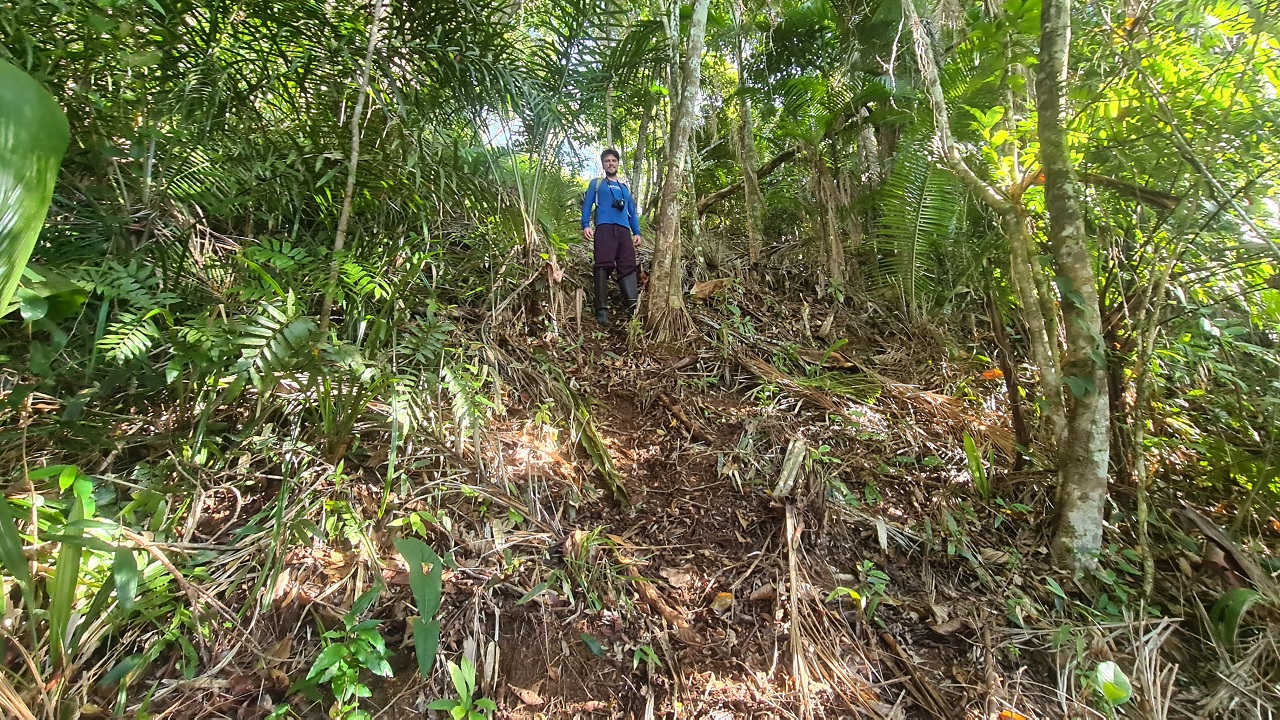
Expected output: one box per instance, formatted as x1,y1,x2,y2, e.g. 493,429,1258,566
582,177,641,236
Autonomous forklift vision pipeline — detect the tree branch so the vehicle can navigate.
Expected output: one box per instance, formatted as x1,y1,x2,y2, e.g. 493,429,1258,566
697,146,798,215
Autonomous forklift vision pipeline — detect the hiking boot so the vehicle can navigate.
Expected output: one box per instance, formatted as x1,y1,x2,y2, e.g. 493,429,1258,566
617,271,639,315
593,267,611,327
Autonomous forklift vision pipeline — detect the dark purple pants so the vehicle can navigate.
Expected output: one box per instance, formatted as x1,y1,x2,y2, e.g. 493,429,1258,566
593,223,637,276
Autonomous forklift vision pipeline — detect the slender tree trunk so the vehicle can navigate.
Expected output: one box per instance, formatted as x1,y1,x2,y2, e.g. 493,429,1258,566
632,95,652,212
732,0,765,270
836,157,864,292
857,121,881,186
812,146,846,290
1038,0,1110,571
319,0,389,333
605,25,614,149
644,0,711,340
986,285,1030,466
1005,212,1067,440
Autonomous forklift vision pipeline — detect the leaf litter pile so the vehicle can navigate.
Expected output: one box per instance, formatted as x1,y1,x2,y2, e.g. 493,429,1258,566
4,279,1279,719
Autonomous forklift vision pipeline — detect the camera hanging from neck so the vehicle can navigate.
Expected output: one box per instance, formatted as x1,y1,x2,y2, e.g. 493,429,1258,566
606,178,626,211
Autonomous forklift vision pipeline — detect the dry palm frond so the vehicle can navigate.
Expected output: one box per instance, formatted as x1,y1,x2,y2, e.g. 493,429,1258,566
1127,618,1179,720
1202,613,1280,718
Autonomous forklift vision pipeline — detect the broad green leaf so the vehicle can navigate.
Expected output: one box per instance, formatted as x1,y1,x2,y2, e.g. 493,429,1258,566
395,537,444,617
0,60,69,312
9,264,87,323
1210,587,1265,650
306,644,349,681
414,618,441,677
98,654,145,687
347,584,382,622
1096,661,1132,705
427,699,459,711
580,632,604,657
447,659,467,698
0,498,33,609
49,500,85,668
113,548,139,611
962,432,988,499
27,464,75,480
73,475,96,518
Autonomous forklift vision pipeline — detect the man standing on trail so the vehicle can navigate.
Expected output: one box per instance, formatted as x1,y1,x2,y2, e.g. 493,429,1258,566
582,148,642,327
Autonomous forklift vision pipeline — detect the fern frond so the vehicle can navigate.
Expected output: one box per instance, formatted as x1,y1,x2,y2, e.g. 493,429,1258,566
873,142,967,317
342,260,392,301
98,309,166,364
232,301,320,389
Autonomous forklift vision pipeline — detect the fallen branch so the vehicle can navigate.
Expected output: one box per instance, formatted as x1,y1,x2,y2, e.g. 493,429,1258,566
626,565,700,645
879,631,948,718
655,392,714,444
1176,501,1277,595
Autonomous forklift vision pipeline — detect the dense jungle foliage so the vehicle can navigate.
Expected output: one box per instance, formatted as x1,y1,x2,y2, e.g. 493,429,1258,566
1,0,1278,716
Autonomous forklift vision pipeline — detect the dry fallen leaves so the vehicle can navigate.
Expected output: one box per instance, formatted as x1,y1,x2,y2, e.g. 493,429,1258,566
659,565,697,588
509,683,545,706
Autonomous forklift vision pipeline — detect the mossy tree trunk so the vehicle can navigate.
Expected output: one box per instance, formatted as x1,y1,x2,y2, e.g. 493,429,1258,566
643,0,711,341
1037,0,1110,571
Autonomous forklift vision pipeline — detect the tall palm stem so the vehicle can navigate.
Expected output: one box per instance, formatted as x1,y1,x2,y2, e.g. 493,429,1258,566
319,0,389,333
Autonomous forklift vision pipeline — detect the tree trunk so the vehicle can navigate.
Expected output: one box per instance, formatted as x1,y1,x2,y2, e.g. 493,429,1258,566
1038,0,1110,571
732,0,764,269
1004,212,1067,440
836,158,863,292
812,147,845,290
319,0,388,333
631,95,652,213
643,0,711,340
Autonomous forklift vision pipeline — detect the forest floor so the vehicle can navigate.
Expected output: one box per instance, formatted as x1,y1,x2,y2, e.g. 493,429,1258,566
16,276,1273,719
300,302,1055,720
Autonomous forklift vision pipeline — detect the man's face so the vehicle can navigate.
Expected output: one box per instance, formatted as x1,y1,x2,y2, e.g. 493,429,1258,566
602,155,620,176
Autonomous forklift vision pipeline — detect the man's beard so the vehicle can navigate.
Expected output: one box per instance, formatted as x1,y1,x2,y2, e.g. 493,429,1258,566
605,168,618,178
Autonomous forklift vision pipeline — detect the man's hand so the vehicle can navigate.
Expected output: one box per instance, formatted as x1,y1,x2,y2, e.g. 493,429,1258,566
582,227,594,240
632,234,642,247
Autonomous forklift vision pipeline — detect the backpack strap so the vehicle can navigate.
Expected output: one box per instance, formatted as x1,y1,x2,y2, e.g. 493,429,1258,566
588,177,604,211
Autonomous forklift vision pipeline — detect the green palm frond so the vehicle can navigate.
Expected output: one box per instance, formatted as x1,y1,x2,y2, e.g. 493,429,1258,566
872,141,967,316
98,309,167,365
233,297,320,389
0,60,68,311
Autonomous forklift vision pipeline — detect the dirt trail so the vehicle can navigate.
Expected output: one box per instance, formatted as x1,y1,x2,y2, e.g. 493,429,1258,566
124,296,1073,720
355,313,1058,719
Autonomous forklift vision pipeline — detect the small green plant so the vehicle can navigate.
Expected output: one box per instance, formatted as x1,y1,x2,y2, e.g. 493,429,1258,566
395,538,446,676
1089,660,1133,718
302,585,392,720
748,380,781,404
557,527,628,610
807,444,842,468
993,497,1033,528
428,656,497,719
631,644,662,672
828,560,891,623
962,432,990,499
858,560,890,617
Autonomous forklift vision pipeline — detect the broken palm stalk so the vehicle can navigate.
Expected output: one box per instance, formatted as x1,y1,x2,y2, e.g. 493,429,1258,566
567,389,629,505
